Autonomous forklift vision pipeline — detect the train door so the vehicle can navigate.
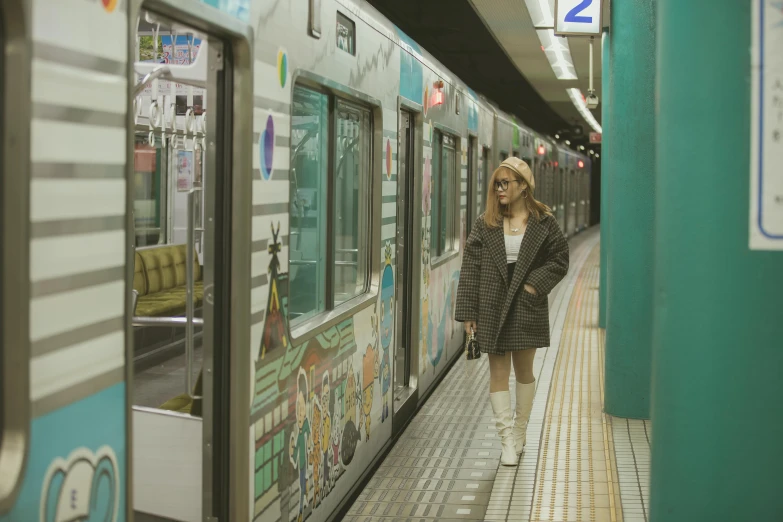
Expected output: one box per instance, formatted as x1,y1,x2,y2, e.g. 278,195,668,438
557,167,566,233
130,4,251,522
393,109,419,431
466,136,478,233
566,168,577,236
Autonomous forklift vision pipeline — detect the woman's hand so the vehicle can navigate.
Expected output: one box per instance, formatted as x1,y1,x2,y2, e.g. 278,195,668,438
464,321,477,335
523,284,538,295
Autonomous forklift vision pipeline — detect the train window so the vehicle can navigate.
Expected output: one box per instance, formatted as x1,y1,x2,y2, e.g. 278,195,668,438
333,101,371,305
290,86,329,323
176,95,188,115
431,132,457,258
500,151,508,161
134,28,208,248
336,12,355,55
289,84,372,325
175,94,205,116
512,150,519,158
133,139,168,246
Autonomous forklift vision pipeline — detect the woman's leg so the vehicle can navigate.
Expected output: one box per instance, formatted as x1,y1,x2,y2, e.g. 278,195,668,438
488,353,512,393
510,349,537,453
488,352,517,465
511,349,537,384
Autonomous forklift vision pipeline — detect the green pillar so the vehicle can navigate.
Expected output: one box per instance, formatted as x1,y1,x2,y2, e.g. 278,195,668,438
604,1,656,419
651,1,783,520
598,29,610,329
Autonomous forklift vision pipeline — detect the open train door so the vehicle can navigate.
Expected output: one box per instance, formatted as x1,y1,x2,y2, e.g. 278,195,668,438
128,1,252,521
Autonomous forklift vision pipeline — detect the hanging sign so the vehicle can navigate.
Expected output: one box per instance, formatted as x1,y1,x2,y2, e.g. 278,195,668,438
750,0,783,250
554,0,603,37
589,132,602,143
176,150,194,192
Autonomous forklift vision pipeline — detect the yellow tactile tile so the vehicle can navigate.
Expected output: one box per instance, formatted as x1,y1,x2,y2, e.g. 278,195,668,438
531,246,623,522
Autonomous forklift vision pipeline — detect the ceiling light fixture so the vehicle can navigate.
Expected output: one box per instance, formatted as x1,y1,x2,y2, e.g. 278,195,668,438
536,29,578,80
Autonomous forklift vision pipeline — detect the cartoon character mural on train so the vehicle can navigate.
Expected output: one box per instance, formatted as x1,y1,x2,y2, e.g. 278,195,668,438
41,446,120,522
252,223,392,522
378,242,394,422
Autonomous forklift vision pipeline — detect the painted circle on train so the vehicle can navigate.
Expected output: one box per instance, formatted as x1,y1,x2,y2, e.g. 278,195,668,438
260,115,275,180
102,0,117,12
277,50,288,88
385,139,392,180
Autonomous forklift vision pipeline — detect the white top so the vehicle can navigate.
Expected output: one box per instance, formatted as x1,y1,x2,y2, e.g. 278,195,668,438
504,233,524,263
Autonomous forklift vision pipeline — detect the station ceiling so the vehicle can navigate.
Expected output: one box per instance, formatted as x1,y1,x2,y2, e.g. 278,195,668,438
365,0,606,142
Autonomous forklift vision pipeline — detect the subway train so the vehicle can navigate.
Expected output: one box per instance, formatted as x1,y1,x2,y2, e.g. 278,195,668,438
0,0,590,521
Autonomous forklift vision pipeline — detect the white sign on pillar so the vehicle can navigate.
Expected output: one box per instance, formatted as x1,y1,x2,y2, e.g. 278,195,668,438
554,0,603,37
750,0,783,250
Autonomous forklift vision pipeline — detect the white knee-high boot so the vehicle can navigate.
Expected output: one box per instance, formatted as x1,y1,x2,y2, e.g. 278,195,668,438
513,380,536,454
489,391,518,466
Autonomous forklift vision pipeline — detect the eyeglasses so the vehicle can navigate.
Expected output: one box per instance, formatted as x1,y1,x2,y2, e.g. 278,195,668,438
494,179,519,191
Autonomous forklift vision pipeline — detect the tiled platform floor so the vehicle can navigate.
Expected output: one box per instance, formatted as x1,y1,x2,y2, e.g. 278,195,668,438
611,414,651,522
346,229,651,521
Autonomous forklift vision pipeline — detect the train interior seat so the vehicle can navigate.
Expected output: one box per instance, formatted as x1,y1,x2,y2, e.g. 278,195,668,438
134,244,204,317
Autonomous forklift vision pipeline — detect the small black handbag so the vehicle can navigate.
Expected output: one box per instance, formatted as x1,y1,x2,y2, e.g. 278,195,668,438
465,329,481,360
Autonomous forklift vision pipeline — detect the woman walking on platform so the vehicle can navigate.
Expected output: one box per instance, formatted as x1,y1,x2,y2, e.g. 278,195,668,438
456,157,569,466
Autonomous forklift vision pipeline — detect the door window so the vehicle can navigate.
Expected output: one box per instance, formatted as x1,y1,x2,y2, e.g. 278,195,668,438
431,132,457,258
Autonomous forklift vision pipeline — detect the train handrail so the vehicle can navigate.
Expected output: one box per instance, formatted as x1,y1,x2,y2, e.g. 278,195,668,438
132,316,204,328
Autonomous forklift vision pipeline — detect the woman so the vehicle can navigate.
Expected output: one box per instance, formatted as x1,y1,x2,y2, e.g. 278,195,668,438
456,157,569,466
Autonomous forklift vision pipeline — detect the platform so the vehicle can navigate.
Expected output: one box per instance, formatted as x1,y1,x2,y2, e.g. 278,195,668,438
345,229,651,522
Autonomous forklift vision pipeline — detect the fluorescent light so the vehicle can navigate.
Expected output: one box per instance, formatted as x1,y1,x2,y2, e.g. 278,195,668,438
566,88,602,133
524,0,554,27
537,29,578,80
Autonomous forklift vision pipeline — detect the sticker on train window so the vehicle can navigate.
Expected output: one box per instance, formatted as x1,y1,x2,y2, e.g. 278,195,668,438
336,12,355,55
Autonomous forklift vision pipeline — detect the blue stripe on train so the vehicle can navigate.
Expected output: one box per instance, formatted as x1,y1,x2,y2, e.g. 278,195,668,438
0,383,126,522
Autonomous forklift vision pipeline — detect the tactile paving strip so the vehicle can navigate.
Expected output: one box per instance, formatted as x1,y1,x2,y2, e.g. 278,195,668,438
345,230,600,522
528,246,623,522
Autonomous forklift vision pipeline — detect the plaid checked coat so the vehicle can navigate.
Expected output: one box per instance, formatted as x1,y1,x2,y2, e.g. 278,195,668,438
455,213,569,354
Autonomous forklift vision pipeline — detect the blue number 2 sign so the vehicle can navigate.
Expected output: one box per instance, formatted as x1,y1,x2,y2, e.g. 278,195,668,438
565,0,593,23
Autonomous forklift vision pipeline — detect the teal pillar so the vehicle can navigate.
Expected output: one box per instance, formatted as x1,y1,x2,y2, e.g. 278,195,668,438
651,1,783,520
598,29,610,329
604,1,655,419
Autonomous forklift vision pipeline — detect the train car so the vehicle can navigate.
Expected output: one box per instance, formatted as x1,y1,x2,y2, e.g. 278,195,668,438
0,0,591,521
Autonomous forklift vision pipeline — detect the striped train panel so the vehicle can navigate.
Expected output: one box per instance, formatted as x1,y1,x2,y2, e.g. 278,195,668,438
0,0,129,520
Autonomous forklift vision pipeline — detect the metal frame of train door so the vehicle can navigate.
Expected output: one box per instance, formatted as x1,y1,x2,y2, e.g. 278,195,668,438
126,2,252,521
0,0,31,513
466,134,478,235
392,98,424,435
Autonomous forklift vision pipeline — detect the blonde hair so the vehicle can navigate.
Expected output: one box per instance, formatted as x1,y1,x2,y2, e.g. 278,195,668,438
483,164,552,227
